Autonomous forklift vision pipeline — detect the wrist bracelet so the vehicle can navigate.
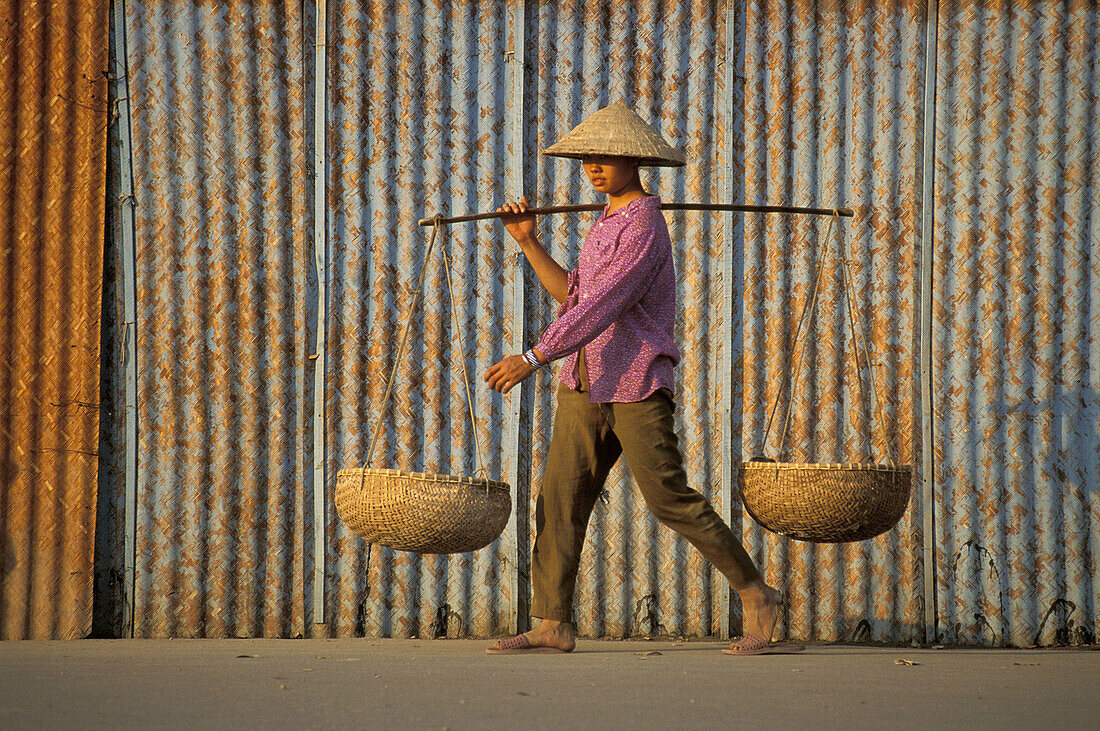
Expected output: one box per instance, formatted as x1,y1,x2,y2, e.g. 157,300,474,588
522,349,544,370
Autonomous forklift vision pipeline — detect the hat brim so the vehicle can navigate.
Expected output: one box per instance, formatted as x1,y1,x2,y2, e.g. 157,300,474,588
541,148,685,167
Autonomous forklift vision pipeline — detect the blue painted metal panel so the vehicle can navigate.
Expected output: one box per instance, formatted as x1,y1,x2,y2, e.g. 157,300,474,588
918,0,941,643
736,0,928,643
932,0,1100,646
311,0,329,627
719,0,743,640
504,0,529,636
325,0,515,638
124,0,310,638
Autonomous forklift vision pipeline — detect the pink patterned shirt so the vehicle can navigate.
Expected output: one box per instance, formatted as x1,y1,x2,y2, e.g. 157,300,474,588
534,195,680,403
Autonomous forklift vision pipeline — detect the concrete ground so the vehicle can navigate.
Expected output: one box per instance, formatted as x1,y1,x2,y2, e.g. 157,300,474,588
1,639,1097,729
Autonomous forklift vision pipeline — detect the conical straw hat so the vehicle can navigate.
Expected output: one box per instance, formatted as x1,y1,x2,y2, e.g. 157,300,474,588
542,100,685,167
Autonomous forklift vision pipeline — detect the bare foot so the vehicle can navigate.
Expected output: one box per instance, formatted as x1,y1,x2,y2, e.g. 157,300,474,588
488,619,576,653
736,581,781,645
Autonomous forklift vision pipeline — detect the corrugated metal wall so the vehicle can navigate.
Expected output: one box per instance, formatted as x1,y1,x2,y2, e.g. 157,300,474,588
932,0,1099,647
325,0,517,638
0,1,109,640
5,0,1096,644
736,0,927,643
123,0,310,638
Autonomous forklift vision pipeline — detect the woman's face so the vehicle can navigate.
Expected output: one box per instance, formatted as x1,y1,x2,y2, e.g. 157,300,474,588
582,155,639,196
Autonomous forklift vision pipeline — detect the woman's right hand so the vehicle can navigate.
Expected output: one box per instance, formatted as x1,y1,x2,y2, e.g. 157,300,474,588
497,196,537,244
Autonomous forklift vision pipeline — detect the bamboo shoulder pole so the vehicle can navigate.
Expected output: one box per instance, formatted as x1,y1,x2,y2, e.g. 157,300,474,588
417,202,854,227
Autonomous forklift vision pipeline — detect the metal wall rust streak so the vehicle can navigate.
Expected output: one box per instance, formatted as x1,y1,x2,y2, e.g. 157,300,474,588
932,0,1100,647
0,0,109,640
125,0,309,637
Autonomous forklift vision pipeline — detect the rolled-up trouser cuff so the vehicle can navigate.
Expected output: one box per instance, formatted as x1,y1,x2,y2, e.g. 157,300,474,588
529,602,573,624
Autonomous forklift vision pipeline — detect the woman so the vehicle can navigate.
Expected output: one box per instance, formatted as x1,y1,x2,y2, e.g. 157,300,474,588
483,101,796,656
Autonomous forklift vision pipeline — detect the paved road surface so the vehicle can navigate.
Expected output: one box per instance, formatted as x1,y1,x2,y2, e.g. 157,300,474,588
2,639,1096,729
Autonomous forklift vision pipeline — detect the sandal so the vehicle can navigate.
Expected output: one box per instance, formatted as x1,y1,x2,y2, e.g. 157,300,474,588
722,633,805,656
485,633,568,655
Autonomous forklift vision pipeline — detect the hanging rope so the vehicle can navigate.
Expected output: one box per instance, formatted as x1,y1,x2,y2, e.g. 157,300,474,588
758,211,892,464
761,214,836,457
440,239,488,481
365,220,441,468
835,218,890,463
364,217,490,483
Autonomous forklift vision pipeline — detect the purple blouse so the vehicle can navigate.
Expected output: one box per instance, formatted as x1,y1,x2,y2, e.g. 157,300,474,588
534,195,680,403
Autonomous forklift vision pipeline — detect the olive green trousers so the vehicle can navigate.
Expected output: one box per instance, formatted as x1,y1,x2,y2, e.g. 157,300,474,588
530,384,761,623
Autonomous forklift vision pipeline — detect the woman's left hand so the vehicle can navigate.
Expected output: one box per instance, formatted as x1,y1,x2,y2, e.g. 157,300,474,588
484,355,535,394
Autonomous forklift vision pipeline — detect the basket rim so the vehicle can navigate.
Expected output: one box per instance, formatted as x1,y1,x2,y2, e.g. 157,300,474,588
738,461,912,473
337,466,509,490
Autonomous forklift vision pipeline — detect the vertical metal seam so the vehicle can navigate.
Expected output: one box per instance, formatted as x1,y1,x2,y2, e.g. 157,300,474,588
505,0,527,636
311,0,329,626
110,0,139,640
717,0,738,641
918,0,940,644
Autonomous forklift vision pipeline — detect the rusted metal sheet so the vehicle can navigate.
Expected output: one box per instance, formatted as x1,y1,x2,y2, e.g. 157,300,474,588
80,0,1098,646
737,0,928,643
325,0,517,638
123,0,310,638
529,0,731,638
0,1,109,640
931,0,1100,647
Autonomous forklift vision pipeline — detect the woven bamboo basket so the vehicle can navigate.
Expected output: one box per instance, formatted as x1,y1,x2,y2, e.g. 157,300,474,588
737,460,912,543
739,213,914,542
336,468,511,554
337,221,512,554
